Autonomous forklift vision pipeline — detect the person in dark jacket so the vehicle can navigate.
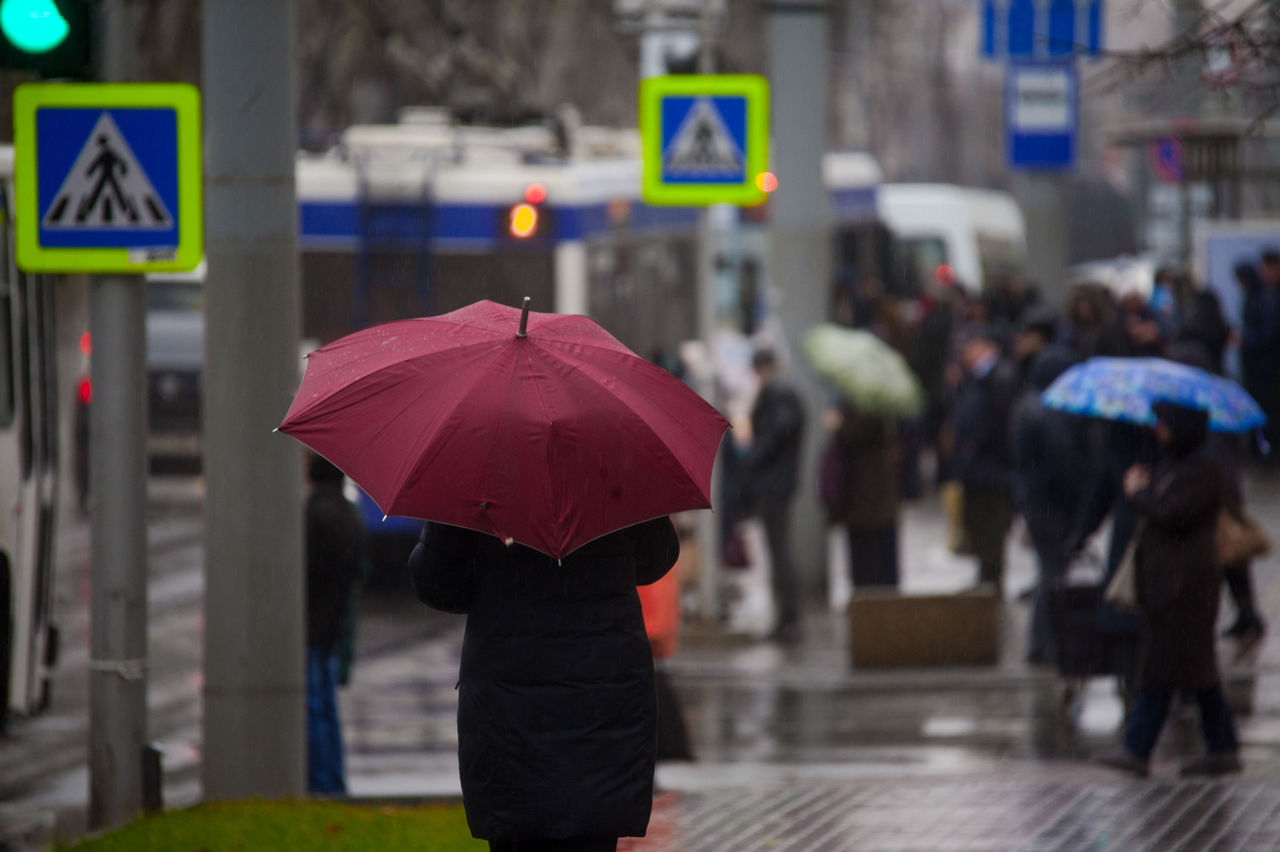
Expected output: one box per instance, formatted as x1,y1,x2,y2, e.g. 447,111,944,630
410,517,679,852
1176,287,1230,375
1011,345,1084,664
746,349,806,642
830,401,901,588
1097,401,1242,778
952,325,1019,592
305,455,363,794
1240,257,1280,461
1164,341,1267,645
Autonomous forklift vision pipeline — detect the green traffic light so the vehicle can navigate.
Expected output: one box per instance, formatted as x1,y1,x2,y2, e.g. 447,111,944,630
1,0,69,54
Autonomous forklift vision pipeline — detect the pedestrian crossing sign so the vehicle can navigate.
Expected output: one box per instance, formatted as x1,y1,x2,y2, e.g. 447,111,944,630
13,83,202,273
640,74,769,206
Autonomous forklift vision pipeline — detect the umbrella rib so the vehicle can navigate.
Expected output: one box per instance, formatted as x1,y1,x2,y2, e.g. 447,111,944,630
528,339,721,491
380,342,518,508
290,338,507,425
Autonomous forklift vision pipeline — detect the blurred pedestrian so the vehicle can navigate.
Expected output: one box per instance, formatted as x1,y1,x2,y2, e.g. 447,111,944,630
745,349,806,642
1162,340,1266,646
1176,283,1230,375
952,325,1018,593
1097,401,1242,778
910,280,960,485
1011,304,1058,390
1117,291,1164,358
1065,283,1118,359
1240,253,1280,461
305,454,363,794
1011,345,1085,665
410,518,679,852
1149,267,1182,337
829,401,901,589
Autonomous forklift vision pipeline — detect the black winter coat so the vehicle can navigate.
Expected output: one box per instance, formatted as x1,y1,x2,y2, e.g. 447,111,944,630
305,483,363,650
1011,395,1088,540
951,360,1018,494
832,404,899,532
409,518,679,841
746,382,805,504
1131,450,1224,692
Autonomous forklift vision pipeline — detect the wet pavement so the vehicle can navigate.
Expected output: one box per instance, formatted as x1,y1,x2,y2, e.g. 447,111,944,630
4,471,1280,849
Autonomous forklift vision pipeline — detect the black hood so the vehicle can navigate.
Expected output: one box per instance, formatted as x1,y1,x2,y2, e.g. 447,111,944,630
1152,399,1209,459
1027,344,1080,393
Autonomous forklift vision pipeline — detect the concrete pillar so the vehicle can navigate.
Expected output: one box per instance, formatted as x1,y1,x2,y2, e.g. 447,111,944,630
767,0,831,602
201,0,306,798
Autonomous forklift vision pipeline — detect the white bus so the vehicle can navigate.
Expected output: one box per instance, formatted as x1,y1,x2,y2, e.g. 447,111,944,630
0,147,64,720
877,183,1027,294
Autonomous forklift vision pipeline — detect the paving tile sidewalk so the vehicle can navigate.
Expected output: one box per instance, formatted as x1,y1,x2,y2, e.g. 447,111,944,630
623,771,1280,851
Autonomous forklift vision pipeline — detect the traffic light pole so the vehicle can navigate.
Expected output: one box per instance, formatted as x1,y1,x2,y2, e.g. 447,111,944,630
87,2,148,830
86,275,148,829
201,0,305,798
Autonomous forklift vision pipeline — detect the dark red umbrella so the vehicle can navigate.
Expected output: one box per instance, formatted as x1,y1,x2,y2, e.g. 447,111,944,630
279,299,728,558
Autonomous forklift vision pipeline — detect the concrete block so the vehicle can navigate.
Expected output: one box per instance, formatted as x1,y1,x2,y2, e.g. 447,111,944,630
849,586,1000,668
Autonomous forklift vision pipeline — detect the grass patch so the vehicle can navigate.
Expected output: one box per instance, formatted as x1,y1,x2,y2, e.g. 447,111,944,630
63,799,486,851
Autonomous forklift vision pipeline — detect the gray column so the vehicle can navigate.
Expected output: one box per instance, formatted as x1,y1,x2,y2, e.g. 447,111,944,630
88,2,149,830
87,277,149,828
201,0,305,798
767,0,831,599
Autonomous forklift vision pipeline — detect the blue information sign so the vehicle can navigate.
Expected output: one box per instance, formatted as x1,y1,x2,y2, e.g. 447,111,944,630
1005,63,1078,170
982,0,1103,59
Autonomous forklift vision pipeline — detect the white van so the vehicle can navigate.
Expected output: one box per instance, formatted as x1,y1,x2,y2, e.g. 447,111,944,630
877,183,1027,295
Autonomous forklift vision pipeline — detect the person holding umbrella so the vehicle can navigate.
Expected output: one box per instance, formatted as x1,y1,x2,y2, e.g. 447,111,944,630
1097,400,1242,777
278,299,728,849
410,517,679,851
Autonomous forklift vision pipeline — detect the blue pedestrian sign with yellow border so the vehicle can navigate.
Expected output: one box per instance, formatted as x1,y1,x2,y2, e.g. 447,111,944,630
13,82,202,273
641,74,769,207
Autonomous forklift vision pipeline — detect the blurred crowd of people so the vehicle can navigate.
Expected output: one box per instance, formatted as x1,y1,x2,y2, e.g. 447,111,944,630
722,249,1280,776
730,248,1277,662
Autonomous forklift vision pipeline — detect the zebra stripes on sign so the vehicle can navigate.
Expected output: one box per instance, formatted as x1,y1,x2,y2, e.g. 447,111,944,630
41,112,173,230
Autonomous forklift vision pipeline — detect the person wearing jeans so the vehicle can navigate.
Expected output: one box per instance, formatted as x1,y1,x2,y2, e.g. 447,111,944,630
305,455,363,794
1123,686,1239,774
1097,401,1242,778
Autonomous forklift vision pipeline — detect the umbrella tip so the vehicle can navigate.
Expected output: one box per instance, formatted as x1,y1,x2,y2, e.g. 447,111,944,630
517,297,531,339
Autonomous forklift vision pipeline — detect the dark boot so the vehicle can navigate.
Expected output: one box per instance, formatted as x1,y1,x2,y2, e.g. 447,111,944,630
1180,751,1243,777
1222,562,1267,639
1095,747,1149,778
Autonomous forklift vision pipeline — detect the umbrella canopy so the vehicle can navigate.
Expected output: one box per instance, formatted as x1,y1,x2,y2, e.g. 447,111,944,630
802,323,925,418
280,299,729,558
1040,356,1266,433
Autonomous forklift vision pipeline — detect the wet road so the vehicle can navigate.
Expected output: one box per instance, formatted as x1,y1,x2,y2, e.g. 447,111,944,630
4,471,1280,847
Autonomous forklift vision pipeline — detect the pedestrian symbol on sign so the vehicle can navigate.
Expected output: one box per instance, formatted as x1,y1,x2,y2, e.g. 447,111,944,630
42,112,173,230
663,97,744,179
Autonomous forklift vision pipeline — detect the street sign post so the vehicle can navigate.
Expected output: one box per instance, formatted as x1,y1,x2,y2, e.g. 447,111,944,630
640,73,769,206
13,82,202,273
1005,62,1078,170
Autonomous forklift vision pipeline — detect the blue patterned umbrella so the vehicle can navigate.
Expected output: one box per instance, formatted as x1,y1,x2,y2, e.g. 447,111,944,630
1041,357,1267,433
